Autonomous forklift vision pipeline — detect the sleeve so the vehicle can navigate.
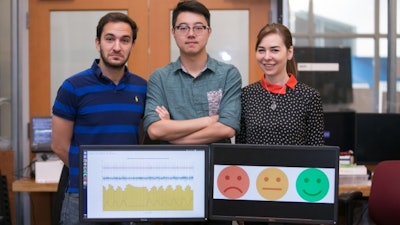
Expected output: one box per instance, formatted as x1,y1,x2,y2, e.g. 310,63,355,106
217,65,242,134
143,70,165,132
52,80,77,121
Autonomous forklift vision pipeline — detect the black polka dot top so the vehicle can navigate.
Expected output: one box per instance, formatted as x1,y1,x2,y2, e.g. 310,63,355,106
236,81,324,146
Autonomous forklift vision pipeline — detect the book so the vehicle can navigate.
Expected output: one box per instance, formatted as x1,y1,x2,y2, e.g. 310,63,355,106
339,155,354,165
339,164,367,175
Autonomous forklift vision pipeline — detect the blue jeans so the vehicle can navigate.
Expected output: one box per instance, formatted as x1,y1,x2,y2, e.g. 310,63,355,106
59,193,137,225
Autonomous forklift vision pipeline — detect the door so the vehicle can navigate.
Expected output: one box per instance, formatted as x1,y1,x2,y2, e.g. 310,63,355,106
29,0,149,117
148,0,269,86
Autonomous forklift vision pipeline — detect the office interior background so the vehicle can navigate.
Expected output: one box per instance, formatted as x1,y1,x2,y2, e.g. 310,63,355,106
0,0,399,224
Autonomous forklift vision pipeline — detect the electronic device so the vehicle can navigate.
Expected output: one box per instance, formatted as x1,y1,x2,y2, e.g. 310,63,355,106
30,116,53,153
294,47,353,104
323,111,356,152
209,143,339,225
355,113,400,164
79,145,209,223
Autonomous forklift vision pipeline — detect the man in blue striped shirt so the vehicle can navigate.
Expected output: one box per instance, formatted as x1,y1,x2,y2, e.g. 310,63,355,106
51,12,147,225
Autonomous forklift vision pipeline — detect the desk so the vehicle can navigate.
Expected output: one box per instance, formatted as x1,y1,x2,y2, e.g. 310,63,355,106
12,178,58,225
13,178,371,196
12,178,58,192
339,182,371,197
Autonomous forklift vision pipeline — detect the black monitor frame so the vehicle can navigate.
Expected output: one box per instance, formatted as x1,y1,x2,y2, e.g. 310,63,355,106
355,113,400,164
79,144,209,223
209,143,339,225
323,111,356,152
294,47,353,105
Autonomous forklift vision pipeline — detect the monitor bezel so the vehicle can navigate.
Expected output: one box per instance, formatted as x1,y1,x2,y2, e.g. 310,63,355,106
355,113,400,164
323,111,356,152
209,143,340,225
79,144,210,223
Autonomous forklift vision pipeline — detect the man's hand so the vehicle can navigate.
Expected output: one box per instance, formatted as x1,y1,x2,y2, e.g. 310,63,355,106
155,106,170,120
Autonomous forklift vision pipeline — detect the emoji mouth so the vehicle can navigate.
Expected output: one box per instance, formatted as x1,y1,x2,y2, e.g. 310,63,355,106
263,187,282,191
302,189,322,196
224,186,243,193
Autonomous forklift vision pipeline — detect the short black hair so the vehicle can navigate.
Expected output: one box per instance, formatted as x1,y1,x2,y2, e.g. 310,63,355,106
96,12,138,42
172,0,210,28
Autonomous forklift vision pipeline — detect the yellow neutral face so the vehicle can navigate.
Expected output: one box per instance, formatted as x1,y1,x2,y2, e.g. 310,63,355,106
256,167,289,200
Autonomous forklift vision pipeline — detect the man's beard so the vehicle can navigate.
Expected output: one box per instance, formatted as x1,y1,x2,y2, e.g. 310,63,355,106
100,49,130,69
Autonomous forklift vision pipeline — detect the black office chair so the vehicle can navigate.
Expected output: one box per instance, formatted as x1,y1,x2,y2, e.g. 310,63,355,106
0,171,11,225
51,165,69,225
339,190,363,225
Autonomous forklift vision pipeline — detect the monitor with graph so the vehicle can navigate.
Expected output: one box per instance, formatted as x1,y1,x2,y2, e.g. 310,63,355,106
209,143,339,225
79,145,209,222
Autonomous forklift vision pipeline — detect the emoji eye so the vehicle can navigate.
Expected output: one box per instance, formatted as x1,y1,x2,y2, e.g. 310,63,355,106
237,176,242,181
276,177,281,182
264,177,269,182
225,175,230,180
316,178,321,183
304,178,309,183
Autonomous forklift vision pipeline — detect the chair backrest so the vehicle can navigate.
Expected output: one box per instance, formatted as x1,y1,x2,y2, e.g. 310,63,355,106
368,160,400,225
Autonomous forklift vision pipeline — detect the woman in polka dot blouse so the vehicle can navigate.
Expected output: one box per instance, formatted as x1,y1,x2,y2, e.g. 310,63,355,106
236,23,324,146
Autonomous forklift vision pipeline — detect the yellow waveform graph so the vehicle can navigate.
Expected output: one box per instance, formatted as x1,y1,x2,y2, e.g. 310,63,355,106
103,184,193,211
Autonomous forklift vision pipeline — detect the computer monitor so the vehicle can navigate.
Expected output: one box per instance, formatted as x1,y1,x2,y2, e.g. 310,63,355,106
294,47,353,105
355,113,400,164
323,111,356,152
209,143,339,224
30,116,53,153
79,145,209,223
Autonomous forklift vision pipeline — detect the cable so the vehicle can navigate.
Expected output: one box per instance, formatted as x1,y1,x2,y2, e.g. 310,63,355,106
14,159,37,180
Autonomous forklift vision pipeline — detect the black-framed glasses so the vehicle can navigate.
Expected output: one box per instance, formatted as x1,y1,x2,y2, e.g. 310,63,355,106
174,25,210,35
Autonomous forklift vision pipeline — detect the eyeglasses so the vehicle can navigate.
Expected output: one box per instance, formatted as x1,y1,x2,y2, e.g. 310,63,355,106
174,25,210,35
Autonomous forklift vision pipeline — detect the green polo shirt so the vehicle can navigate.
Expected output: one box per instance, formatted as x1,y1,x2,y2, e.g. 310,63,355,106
144,55,242,139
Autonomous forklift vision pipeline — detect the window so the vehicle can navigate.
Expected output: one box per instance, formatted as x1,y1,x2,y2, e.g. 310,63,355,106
287,0,400,113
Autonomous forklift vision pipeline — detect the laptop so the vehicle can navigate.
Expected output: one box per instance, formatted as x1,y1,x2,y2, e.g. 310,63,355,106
79,144,209,223
209,143,340,225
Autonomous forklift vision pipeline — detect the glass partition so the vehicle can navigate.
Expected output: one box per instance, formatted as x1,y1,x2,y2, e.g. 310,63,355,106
0,0,12,150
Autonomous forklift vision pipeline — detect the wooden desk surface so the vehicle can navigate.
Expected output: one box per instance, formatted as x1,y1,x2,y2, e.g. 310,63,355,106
12,178,58,192
338,181,371,197
13,177,371,197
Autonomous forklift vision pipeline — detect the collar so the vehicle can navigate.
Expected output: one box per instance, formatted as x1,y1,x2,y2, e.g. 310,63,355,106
171,54,218,75
260,73,297,94
92,59,129,84
181,64,207,75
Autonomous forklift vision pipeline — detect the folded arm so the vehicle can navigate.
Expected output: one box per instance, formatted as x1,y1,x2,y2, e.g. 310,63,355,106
147,106,217,141
147,106,234,144
169,121,235,144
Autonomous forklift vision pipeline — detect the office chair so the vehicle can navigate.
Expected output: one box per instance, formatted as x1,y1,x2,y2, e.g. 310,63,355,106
368,160,400,225
338,160,400,225
0,170,11,225
52,165,69,225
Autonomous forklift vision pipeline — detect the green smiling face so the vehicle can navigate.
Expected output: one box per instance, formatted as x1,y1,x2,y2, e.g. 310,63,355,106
296,168,329,202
